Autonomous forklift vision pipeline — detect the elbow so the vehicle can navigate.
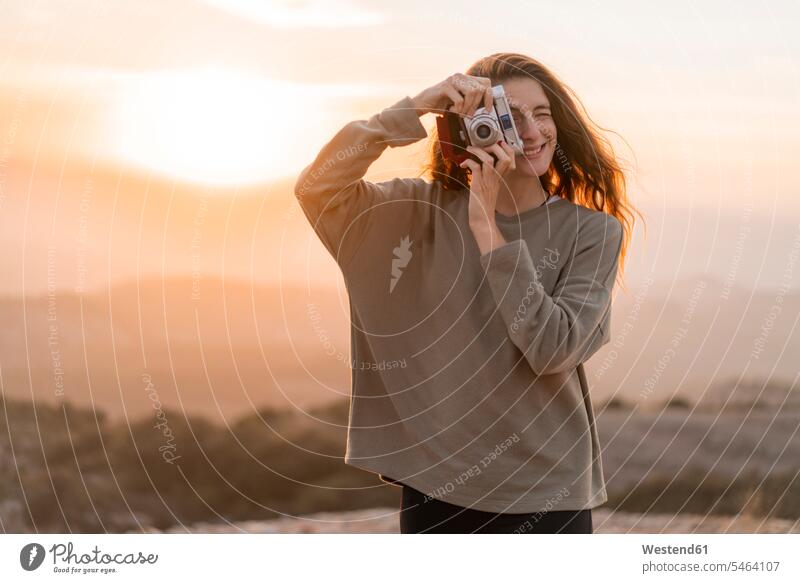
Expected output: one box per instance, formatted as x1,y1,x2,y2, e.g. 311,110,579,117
523,325,609,376
294,166,314,201
526,354,580,376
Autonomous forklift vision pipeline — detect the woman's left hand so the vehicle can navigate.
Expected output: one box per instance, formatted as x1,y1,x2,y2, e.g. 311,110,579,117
461,141,516,256
460,140,517,228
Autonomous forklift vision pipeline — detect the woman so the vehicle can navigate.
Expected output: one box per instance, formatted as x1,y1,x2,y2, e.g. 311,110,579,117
294,52,641,533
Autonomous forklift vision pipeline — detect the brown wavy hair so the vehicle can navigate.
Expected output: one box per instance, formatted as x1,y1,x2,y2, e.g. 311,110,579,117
422,52,643,289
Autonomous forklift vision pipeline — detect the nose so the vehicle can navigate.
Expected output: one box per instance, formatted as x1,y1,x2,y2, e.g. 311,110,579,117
518,114,545,141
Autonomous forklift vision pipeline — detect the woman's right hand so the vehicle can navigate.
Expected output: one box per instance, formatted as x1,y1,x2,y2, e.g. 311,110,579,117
410,73,494,118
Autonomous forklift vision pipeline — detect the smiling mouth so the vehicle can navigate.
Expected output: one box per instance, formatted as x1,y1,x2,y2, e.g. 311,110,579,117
523,143,546,157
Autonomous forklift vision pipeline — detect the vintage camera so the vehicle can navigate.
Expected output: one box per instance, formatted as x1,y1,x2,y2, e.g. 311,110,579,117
435,84,524,165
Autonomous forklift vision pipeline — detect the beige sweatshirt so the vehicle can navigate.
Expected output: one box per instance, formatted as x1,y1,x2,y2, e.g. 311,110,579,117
294,95,623,513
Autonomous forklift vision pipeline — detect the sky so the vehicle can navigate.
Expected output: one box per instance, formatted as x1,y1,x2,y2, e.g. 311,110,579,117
1,0,799,292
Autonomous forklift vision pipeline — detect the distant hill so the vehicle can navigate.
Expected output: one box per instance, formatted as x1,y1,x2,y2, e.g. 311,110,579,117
0,275,351,421
586,274,800,408
696,376,800,412
1,272,799,421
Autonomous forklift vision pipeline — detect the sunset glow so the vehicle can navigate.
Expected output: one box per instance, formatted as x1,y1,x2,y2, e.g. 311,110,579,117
110,68,312,186
1,0,798,295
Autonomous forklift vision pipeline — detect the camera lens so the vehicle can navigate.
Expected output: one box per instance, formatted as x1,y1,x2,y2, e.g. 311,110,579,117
475,124,492,140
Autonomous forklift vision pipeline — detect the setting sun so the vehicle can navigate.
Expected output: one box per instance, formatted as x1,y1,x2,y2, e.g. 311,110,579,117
110,67,319,186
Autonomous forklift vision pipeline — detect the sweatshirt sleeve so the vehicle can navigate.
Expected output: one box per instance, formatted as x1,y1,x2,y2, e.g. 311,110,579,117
293,95,429,269
479,213,623,376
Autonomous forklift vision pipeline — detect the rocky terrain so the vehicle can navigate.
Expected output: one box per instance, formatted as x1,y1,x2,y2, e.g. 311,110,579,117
3,397,798,534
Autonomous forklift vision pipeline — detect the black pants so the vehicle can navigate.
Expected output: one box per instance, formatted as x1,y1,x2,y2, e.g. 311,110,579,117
399,483,593,534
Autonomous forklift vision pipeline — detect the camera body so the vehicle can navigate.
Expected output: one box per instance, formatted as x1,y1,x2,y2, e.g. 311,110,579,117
435,84,524,165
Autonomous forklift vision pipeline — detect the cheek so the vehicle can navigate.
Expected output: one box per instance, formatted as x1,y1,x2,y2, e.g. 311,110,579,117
544,122,557,143
547,128,558,154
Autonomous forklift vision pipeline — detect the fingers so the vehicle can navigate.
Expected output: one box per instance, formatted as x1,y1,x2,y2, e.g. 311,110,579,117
471,76,493,115
483,86,494,114
459,158,481,175
482,143,509,175
448,74,492,117
465,77,492,116
443,85,464,115
466,145,493,166
466,142,516,177
467,146,497,178
485,141,517,174
462,90,483,117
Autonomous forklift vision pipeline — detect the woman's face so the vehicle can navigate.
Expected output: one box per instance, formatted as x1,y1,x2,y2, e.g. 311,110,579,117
500,77,557,178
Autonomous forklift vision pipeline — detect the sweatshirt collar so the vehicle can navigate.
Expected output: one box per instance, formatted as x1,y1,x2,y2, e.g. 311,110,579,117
494,194,565,222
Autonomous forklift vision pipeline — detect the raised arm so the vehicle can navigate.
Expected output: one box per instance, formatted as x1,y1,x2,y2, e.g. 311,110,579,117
479,212,624,376
293,95,428,267
294,74,496,269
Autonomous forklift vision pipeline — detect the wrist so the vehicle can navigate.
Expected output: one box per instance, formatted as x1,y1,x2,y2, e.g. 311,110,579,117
409,94,426,117
469,214,498,232
470,218,506,257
